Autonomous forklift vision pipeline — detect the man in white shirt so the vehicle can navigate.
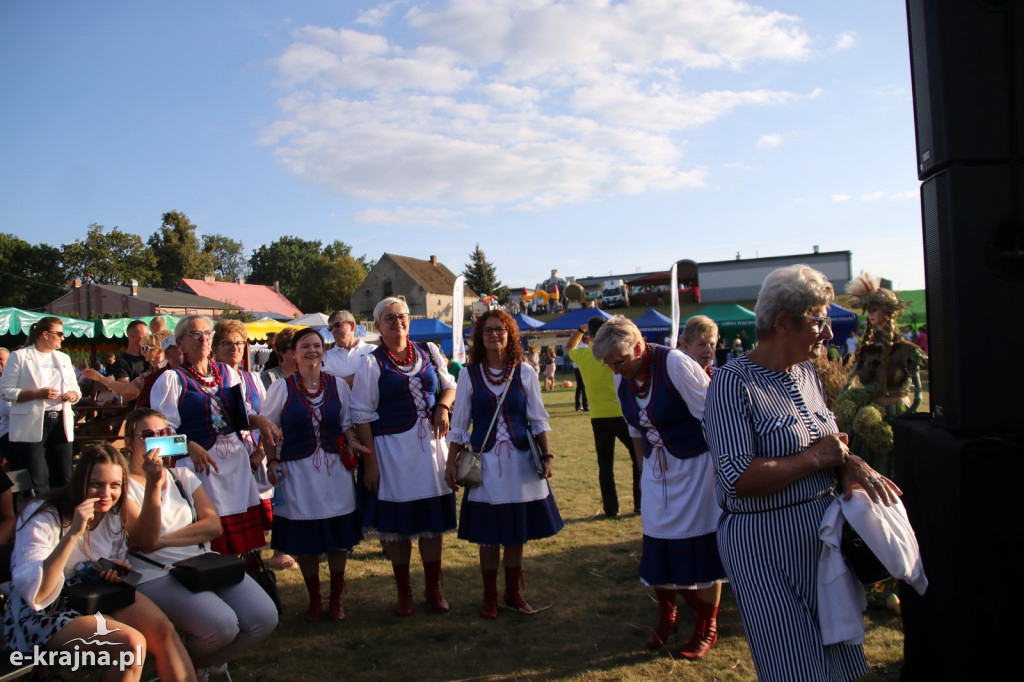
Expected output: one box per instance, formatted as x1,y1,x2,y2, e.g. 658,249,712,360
322,310,374,386
845,331,859,357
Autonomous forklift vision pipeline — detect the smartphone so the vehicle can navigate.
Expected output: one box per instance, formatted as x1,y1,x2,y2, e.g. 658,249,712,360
95,558,142,587
145,433,188,457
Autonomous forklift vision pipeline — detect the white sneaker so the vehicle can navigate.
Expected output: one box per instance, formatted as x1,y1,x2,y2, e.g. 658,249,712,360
194,669,210,682
210,662,232,682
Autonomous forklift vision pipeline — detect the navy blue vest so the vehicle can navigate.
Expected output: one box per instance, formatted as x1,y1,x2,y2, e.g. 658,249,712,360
278,374,346,462
240,370,262,414
618,345,707,460
369,343,438,436
467,363,530,452
174,362,240,450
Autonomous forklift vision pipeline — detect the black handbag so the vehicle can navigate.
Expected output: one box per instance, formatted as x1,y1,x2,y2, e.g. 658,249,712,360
840,522,892,585
62,580,135,614
248,553,282,614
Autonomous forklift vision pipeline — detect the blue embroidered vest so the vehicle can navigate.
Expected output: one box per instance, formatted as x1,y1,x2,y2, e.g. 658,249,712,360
240,370,262,414
278,374,345,461
618,345,706,460
369,343,438,436
467,363,530,452
174,362,240,449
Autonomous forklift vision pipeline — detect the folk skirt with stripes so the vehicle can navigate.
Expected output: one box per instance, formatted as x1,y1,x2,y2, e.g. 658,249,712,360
639,532,725,588
362,491,458,540
210,503,267,555
717,495,867,682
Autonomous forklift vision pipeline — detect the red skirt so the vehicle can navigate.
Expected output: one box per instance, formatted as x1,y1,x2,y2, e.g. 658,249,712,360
209,504,267,555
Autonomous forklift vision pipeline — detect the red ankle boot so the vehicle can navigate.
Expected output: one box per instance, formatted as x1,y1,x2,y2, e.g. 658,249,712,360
328,572,346,621
679,601,719,660
480,569,499,619
647,588,680,649
680,589,699,611
302,572,322,623
393,564,414,616
503,566,535,613
423,561,450,613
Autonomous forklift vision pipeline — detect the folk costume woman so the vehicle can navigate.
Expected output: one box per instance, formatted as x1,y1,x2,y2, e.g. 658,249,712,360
351,298,457,616
444,310,563,618
591,316,726,660
150,315,282,557
261,327,368,622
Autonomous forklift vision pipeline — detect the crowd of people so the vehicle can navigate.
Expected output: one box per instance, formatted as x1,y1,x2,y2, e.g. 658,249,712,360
0,267,923,680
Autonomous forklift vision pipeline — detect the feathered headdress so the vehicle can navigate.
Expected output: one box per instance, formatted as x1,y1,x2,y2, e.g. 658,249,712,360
845,272,909,317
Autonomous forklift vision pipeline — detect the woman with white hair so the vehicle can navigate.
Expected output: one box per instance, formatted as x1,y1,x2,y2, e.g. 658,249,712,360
703,265,900,681
591,316,726,660
351,298,458,616
150,315,282,557
678,316,719,376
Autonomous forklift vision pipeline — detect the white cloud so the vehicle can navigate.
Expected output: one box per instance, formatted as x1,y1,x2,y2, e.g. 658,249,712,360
756,133,782,148
354,206,462,225
890,190,918,200
831,194,851,202
263,1,823,215
860,191,887,201
834,31,855,50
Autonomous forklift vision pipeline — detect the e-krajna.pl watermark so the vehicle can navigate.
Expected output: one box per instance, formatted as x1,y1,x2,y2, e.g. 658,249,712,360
8,613,142,673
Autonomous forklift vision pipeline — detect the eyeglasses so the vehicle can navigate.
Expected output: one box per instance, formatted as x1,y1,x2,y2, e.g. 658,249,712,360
139,427,174,439
330,321,350,330
803,315,832,333
186,330,215,341
140,345,155,354
383,313,409,325
219,341,246,350
482,327,507,337
46,329,65,339
604,355,634,371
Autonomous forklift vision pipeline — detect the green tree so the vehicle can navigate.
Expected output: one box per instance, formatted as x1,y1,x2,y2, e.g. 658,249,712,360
463,244,509,302
147,211,216,287
60,223,157,286
202,233,249,282
248,237,369,313
0,233,68,310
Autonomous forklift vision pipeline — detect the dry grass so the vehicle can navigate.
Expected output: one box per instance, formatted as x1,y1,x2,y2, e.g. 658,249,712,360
78,381,906,681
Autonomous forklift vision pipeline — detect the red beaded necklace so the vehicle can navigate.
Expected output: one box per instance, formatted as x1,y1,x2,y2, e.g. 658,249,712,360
484,358,515,386
182,360,221,388
628,344,653,398
384,343,415,368
294,369,325,401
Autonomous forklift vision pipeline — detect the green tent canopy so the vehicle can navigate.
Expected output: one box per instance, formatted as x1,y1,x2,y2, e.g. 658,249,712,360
683,303,757,344
0,307,96,338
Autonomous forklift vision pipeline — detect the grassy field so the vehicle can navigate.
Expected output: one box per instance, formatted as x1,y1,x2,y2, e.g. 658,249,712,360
208,383,905,682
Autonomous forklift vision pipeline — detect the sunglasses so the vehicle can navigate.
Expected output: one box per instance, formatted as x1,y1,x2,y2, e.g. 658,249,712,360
46,329,65,339
138,427,175,439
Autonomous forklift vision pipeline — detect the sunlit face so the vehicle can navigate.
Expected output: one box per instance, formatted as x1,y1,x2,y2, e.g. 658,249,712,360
376,303,409,342
0,349,9,373
329,317,355,348
180,319,213,363
39,325,65,351
801,305,833,359
480,319,509,354
295,333,324,368
215,332,247,368
601,341,645,380
680,332,717,370
131,415,170,458
86,462,123,514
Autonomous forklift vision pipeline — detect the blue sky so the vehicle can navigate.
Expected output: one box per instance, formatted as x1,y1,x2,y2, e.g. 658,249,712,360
1,0,926,295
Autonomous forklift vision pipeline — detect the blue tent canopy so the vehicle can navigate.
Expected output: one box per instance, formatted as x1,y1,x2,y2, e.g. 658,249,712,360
410,318,454,356
509,313,544,331
828,303,859,348
537,308,611,332
632,308,673,341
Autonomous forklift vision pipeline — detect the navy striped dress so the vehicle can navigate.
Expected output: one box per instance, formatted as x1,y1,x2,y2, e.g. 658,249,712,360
703,355,867,682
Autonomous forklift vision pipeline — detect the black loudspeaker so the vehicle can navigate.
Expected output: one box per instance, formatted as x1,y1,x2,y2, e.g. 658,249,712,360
920,165,1023,433
906,0,1024,179
894,417,1023,681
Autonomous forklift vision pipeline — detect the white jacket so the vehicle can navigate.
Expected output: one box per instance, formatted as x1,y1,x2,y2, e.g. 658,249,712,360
0,346,80,443
818,489,928,645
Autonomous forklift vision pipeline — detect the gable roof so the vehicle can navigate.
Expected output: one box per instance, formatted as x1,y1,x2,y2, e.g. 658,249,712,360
179,279,302,320
382,254,477,297
90,284,227,310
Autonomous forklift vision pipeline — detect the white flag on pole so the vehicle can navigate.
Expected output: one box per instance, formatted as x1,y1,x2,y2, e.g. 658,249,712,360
452,275,466,363
669,262,680,348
